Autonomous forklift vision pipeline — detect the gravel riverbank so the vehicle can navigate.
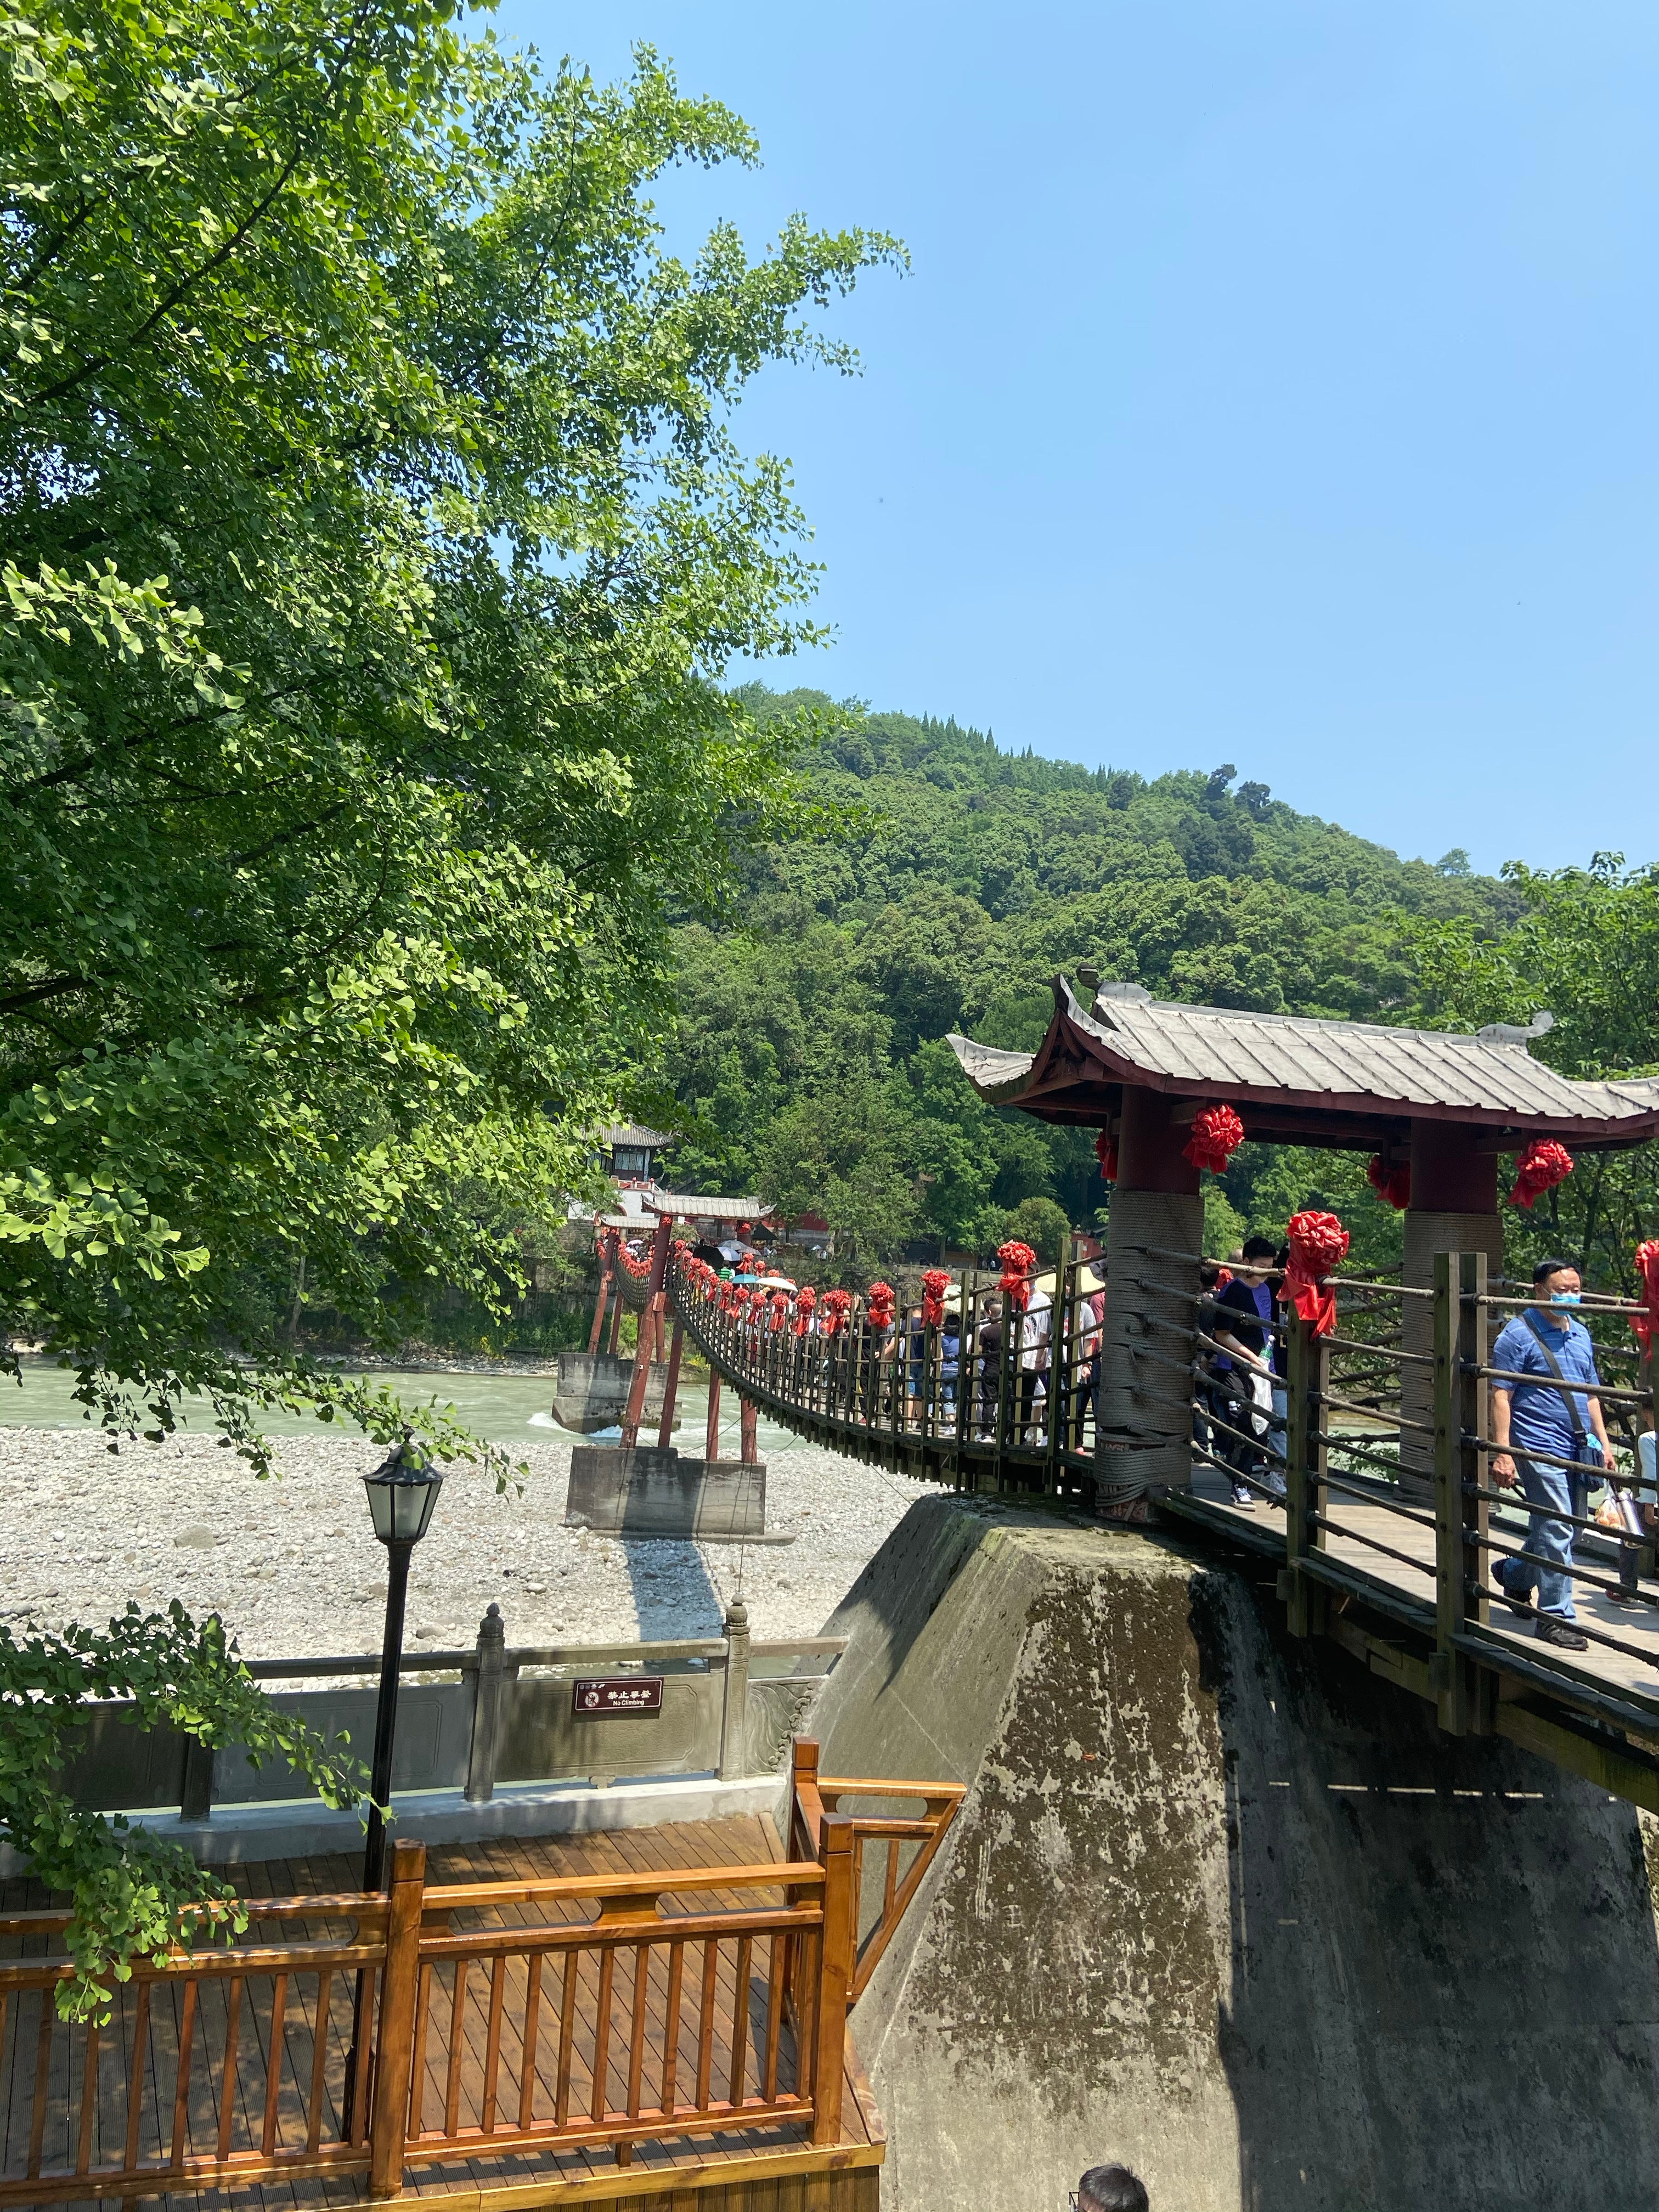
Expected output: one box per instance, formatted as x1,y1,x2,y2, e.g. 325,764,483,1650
0,1427,943,1661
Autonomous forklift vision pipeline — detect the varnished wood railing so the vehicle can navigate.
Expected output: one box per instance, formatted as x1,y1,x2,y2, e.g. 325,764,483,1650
788,1741,963,2005
0,1894,385,2204
671,1243,1105,1496
0,1737,957,2203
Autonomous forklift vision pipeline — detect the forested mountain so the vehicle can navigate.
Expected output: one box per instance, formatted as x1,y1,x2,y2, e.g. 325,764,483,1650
659,686,1525,1262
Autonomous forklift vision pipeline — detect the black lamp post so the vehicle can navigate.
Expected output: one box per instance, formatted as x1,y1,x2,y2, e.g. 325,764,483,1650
343,1435,443,2138
360,1435,444,1891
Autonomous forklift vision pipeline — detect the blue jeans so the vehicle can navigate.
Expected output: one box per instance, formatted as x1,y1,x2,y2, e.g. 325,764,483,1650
1495,1454,1587,1621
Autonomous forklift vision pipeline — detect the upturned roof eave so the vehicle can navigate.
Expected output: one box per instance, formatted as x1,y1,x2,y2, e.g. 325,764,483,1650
946,984,1659,1151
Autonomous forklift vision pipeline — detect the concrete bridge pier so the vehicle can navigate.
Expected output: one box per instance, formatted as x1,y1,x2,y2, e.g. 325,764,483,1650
1097,1084,1203,1506
812,1496,1659,2212
1399,1123,1504,1501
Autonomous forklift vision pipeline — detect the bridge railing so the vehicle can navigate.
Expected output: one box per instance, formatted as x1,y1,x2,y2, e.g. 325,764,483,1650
1131,1246,1659,1738
675,1244,1659,1734
670,1242,1108,1493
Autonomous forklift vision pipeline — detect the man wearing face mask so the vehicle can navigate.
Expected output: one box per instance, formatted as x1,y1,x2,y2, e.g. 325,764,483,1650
1489,1256,1613,1651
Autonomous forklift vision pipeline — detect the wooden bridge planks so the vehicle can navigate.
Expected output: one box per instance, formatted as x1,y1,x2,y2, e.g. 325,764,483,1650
1175,1466,1659,1728
0,1817,864,2212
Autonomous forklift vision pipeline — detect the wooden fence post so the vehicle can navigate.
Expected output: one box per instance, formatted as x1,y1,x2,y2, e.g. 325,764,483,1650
368,1838,426,2199
1433,1250,1491,1735
464,1603,507,1804
740,1395,759,1465
1283,1314,1327,1636
810,1815,856,2146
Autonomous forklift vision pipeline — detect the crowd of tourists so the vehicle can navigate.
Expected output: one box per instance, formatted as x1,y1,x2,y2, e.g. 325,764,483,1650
673,1227,1657,1650
1194,1239,1658,1655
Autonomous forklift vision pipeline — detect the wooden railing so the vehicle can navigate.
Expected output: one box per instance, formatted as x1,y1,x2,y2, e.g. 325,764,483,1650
0,1738,960,2204
0,1893,384,2204
787,1741,964,2006
672,1243,1105,1497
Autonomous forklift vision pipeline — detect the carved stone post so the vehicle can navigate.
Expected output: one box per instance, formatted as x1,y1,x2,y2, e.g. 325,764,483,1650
1097,1084,1205,1504
718,1598,751,1781
464,1602,507,1803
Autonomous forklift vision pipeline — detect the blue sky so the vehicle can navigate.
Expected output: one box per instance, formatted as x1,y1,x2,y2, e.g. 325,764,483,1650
489,1,1659,874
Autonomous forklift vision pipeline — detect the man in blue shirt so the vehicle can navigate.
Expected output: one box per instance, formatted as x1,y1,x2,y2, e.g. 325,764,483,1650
1490,1256,1613,1651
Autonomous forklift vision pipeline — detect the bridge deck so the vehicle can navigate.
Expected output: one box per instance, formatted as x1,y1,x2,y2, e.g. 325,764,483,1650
1168,1469,1659,1733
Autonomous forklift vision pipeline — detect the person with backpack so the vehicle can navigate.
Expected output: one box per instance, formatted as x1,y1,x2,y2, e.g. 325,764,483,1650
1490,1255,1615,1651
1209,1234,1283,1509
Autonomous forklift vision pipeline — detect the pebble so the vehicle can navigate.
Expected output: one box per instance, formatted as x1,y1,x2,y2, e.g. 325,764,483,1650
0,1427,942,1664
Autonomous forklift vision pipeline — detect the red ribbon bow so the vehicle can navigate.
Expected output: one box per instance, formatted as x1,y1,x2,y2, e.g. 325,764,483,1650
793,1285,817,1336
768,1290,790,1333
1365,1154,1412,1210
921,1269,951,1329
1633,1240,1659,1357
1509,1139,1574,1210
1285,1209,1349,1338
821,1289,853,1338
1183,1104,1245,1176
996,1240,1038,1314
865,1281,896,1330
1094,1131,1119,1183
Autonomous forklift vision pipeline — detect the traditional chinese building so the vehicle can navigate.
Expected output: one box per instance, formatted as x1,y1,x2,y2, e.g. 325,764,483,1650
951,977,1659,1498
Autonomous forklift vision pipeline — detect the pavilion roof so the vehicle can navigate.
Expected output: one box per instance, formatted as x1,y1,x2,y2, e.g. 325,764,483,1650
947,978,1659,1150
599,1122,675,1149
643,1192,773,1223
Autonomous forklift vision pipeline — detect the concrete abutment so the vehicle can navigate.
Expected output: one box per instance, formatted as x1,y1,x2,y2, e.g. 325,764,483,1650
810,1495,1659,2211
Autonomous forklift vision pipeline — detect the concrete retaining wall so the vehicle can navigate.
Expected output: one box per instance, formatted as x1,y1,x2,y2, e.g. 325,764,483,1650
810,1495,1659,2212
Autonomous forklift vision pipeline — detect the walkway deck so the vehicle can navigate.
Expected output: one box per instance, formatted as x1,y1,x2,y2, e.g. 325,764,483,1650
1168,1468,1659,1738
0,1818,883,2211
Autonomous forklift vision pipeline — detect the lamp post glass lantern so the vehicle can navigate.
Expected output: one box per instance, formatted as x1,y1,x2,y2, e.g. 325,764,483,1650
364,1437,445,1547
360,1437,443,1891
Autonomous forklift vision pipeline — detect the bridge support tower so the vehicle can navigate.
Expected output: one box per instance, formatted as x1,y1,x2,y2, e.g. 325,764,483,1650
1097,1084,1203,1508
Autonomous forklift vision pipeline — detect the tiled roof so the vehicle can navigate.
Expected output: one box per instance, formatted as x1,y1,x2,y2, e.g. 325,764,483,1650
644,1193,772,1222
947,979,1659,1139
599,1122,674,1149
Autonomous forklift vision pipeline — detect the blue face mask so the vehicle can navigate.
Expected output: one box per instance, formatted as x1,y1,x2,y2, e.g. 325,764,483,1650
1549,1290,1582,1308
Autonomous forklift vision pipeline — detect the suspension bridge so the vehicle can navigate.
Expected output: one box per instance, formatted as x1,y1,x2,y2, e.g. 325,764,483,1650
605,974,1659,1826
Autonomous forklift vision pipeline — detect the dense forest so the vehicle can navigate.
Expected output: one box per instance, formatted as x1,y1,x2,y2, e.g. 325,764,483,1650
658,686,1539,1272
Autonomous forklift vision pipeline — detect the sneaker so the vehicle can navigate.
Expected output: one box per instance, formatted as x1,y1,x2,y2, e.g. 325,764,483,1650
1230,1483,1255,1511
1606,1588,1641,1607
1536,1617,1589,1651
1491,1562,1532,1618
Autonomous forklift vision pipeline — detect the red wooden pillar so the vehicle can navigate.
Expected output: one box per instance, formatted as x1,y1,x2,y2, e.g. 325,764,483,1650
606,1255,625,1356
620,1215,672,1447
740,1395,759,1465
705,1368,723,1464
657,1318,685,1449
588,1231,617,1355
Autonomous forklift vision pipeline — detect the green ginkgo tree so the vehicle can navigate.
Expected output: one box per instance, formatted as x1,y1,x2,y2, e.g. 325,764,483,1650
0,0,897,2003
